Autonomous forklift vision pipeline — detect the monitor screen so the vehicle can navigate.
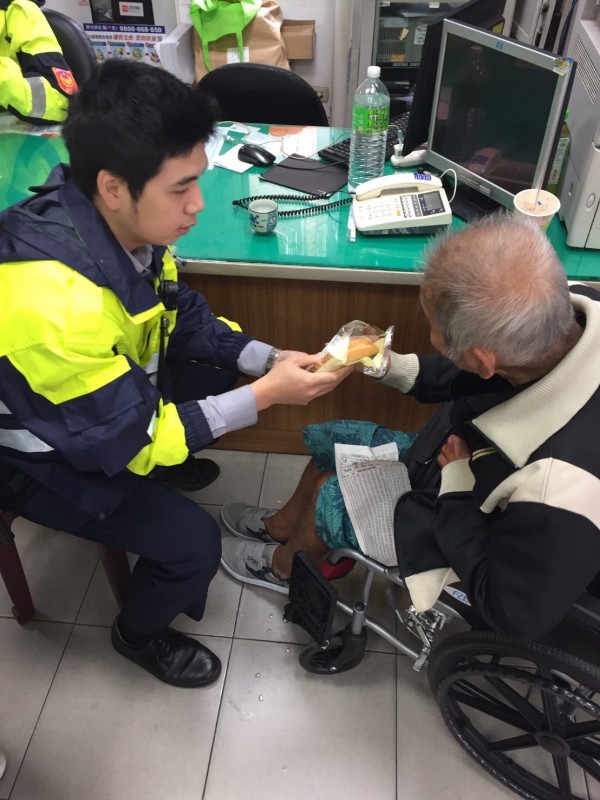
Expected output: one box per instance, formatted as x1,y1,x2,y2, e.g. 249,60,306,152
401,0,505,157
426,20,574,220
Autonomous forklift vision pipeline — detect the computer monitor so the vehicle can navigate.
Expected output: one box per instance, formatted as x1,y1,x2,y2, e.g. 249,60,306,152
401,0,505,157
426,20,574,220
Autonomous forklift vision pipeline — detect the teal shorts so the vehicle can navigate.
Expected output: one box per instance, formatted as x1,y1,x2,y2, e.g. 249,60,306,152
303,420,417,553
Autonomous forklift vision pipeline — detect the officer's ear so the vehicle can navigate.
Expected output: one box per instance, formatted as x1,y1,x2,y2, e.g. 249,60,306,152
96,170,128,211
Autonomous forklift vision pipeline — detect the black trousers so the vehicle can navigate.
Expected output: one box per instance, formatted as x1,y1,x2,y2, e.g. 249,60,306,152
9,360,238,634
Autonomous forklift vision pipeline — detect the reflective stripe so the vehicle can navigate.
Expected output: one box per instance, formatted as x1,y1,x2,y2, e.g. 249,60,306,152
25,76,47,118
0,427,54,453
144,352,159,386
0,400,54,452
147,412,157,438
144,352,159,376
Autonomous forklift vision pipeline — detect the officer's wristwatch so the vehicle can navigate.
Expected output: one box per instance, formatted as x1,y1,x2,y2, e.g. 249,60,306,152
264,347,281,374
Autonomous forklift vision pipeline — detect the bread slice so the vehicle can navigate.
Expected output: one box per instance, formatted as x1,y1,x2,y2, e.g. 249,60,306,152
309,336,380,372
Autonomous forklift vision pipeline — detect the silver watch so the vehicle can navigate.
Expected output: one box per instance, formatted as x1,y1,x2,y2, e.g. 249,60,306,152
264,347,281,374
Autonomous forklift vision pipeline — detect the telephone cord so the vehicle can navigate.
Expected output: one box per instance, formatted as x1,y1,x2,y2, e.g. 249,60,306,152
232,194,352,218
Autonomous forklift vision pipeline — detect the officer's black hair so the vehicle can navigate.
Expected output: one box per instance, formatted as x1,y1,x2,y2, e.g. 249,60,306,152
63,59,216,201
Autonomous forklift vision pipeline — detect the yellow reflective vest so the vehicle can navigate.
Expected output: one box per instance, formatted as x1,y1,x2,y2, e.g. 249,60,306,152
0,0,77,124
0,165,254,520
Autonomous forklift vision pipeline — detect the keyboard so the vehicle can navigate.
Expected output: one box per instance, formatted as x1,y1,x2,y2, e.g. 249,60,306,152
318,111,411,165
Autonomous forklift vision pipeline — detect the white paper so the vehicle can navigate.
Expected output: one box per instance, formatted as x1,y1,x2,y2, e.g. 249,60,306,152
213,144,253,173
243,131,273,144
281,127,319,158
204,133,225,171
335,443,411,566
213,140,284,172
230,123,259,135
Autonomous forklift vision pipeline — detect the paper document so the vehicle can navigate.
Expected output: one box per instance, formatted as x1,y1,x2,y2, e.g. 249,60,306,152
335,443,411,566
213,144,253,173
204,133,225,170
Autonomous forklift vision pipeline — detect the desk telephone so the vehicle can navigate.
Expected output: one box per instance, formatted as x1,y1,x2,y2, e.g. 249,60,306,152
352,173,452,235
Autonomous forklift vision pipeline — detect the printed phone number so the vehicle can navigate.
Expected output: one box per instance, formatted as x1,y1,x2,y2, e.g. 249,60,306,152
116,26,164,33
84,24,165,33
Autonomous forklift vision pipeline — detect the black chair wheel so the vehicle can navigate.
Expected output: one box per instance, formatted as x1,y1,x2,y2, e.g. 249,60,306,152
299,626,368,675
427,630,600,800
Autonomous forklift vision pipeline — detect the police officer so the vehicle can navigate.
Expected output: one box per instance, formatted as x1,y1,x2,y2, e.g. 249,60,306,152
0,0,77,124
0,60,351,688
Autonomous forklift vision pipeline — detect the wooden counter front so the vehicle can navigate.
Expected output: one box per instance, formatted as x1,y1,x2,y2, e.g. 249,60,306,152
185,273,437,454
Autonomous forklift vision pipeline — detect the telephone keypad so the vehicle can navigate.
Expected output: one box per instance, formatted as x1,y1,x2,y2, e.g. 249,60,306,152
363,193,425,224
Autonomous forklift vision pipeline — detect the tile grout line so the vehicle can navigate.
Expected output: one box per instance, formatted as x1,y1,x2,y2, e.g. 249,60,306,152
202,451,269,799
200,633,236,800
7,619,77,800
8,549,100,798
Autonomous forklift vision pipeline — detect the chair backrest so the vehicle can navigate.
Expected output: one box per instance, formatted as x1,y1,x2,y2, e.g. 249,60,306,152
42,8,98,88
198,63,329,127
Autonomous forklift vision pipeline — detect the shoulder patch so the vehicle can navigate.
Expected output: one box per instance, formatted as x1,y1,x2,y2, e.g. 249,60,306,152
52,67,78,95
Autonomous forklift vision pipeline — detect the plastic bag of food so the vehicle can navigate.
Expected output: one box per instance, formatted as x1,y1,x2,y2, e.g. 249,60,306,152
308,320,394,378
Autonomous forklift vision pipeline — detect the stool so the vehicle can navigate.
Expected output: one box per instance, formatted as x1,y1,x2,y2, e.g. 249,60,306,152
0,510,131,624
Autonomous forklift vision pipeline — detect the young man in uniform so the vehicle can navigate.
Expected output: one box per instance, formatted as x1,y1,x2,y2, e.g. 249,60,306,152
0,59,351,687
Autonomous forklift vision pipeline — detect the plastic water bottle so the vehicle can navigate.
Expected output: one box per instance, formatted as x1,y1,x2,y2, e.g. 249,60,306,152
348,65,390,192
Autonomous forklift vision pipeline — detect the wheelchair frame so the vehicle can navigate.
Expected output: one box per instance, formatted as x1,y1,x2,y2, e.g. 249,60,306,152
286,548,600,800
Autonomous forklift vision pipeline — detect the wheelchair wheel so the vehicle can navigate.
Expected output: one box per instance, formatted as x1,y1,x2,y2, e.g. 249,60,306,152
427,630,600,800
299,625,368,674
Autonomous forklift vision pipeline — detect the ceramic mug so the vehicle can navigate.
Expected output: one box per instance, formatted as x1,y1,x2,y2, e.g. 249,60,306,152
248,199,278,234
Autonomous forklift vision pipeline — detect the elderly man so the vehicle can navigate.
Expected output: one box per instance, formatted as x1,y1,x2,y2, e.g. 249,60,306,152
220,213,600,640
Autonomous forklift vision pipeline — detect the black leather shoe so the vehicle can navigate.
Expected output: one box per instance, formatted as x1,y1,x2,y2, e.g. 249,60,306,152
111,621,222,688
150,455,220,491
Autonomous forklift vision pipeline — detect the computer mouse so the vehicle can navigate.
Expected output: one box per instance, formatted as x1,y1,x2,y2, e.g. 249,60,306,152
238,144,276,166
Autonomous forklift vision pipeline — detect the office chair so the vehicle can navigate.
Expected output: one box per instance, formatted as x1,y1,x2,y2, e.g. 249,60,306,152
0,508,131,624
42,8,98,88
198,63,329,126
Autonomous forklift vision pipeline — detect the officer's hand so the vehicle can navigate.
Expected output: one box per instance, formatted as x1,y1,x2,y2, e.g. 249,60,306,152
275,349,308,364
251,352,353,410
437,435,471,468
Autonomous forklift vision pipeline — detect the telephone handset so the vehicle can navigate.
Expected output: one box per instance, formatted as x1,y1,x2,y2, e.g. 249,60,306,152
352,172,452,235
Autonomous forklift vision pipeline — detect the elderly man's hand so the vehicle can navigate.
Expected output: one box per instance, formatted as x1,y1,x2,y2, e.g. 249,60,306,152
437,434,471,468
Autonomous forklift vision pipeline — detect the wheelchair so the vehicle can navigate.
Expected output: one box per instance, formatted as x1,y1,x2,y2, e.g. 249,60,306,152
284,549,600,800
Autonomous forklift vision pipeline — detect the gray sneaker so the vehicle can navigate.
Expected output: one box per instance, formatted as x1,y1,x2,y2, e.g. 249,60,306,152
220,502,278,544
220,538,289,594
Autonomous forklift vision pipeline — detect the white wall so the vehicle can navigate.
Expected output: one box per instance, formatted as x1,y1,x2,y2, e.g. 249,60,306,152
277,0,335,120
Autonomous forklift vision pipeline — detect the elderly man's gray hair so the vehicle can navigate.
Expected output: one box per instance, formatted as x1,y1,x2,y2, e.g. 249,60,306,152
421,212,574,367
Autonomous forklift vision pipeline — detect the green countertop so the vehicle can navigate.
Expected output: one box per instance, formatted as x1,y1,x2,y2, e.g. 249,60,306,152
2,125,598,281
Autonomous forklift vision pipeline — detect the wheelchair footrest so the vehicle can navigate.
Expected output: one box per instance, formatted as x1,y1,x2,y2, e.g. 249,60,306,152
284,551,338,646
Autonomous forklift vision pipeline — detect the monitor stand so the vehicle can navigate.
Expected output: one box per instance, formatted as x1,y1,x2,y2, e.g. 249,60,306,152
448,184,503,223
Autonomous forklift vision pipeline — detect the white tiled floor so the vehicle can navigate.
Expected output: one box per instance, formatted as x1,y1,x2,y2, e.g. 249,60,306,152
0,450,514,800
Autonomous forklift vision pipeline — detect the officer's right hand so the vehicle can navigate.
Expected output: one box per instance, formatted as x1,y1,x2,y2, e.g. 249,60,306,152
251,352,352,411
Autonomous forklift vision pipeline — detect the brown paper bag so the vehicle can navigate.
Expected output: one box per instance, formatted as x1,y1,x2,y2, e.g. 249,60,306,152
194,0,289,82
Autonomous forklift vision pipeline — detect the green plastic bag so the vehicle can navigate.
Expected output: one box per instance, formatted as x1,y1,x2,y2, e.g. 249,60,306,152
190,0,262,71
